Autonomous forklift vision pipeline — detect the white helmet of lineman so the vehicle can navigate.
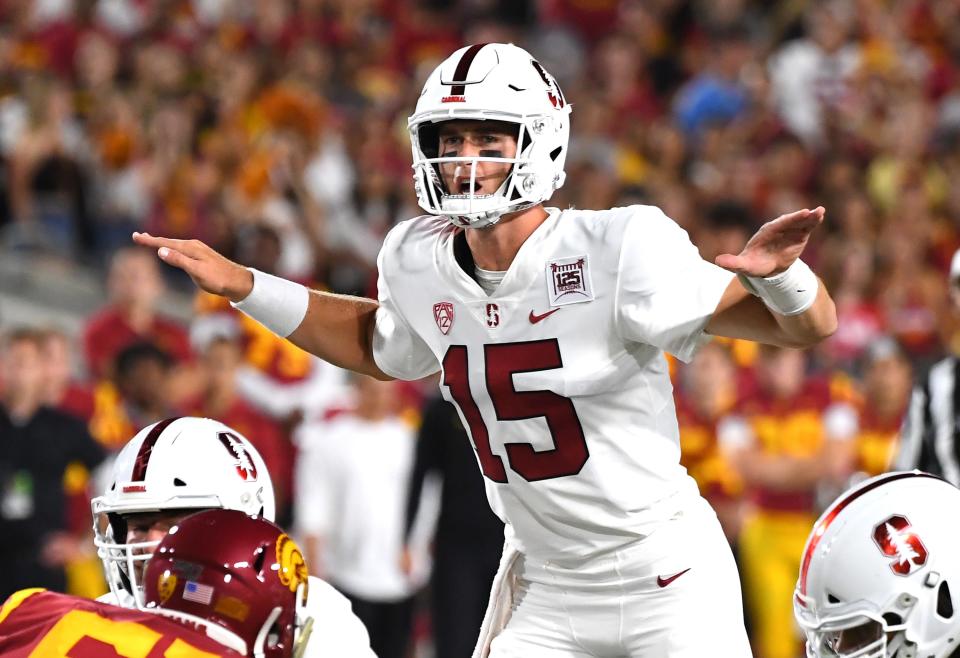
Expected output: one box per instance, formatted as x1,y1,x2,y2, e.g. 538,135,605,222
91,417,275,607
408,42,571,228
794,471,960,658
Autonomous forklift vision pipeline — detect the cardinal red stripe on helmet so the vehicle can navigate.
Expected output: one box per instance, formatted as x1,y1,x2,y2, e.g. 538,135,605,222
131,417,181,481
797,471,941,603
449,43,489,96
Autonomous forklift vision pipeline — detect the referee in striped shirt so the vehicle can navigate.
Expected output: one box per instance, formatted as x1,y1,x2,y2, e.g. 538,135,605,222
895,249,960,483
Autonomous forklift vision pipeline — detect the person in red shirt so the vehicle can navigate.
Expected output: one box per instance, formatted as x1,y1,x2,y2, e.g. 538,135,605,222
823,337,913,486
675,341,744,542
718,345,838,658
83,246,193,380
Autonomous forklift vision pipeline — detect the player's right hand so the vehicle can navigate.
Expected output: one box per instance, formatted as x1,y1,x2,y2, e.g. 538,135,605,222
132,232,254,302
714,206,825,278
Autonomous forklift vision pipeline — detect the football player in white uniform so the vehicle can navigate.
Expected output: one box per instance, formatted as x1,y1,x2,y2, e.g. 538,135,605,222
92,417,375,657
794,471,960,657
133,43,837,657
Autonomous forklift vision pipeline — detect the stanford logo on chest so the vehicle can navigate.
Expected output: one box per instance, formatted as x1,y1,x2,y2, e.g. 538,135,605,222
485,303,500,328
434,302,455,335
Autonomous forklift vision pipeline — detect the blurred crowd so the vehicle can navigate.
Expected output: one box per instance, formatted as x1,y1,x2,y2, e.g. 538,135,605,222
2,0,960,656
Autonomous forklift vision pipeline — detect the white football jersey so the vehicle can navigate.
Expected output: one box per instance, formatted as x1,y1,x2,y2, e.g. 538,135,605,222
373,205,734,562
98,575,376,657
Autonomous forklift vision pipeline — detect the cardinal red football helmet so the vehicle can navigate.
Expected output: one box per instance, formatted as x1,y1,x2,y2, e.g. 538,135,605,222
143,509,309,658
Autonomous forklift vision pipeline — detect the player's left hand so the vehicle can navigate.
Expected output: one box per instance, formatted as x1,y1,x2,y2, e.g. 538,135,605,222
714,206,825,278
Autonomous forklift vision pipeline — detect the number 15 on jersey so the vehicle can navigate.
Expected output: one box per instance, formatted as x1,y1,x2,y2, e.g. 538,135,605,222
441,339,589,483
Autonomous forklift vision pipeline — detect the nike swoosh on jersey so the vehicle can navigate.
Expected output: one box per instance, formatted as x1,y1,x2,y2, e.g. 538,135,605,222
656,568,691,588
529,308,560,324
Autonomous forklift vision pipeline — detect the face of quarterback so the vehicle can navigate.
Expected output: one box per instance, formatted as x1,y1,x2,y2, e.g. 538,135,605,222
437,120,518,197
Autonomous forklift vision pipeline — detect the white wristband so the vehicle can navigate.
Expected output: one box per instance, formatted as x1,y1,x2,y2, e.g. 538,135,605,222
739,259,819,316
230,268,309,337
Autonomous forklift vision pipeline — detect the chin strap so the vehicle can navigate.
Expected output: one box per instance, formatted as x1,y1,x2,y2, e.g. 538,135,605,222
292,616,314,658
886,632,910,658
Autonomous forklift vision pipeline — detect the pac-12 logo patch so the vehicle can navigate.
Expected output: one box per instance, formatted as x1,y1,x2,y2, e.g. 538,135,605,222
873,514,928,576
546,255,593,307
434,302,455,335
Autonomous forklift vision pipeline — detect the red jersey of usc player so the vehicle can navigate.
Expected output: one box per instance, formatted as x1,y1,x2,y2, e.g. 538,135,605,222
0,588,242,657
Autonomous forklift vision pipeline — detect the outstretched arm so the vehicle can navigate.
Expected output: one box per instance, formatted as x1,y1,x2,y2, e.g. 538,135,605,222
131,233,391,379
705,207,837,348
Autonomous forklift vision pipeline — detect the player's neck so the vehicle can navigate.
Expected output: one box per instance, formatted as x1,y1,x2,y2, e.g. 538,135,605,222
465,204,549,271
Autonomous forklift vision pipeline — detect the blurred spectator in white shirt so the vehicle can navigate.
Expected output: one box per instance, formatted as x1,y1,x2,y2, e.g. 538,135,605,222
295,374,435,658
768,1,860,146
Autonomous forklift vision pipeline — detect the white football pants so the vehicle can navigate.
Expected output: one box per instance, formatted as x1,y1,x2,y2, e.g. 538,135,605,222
483,495,752,657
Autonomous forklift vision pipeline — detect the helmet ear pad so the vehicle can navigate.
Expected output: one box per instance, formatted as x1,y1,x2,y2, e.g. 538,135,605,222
418,122,439,160
105,513,134,593
107,513,128,549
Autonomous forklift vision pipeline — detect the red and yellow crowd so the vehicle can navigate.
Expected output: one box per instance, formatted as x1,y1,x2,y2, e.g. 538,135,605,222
2,1,960,656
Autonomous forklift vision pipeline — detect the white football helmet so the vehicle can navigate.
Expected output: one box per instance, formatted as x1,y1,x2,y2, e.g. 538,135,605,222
91,417,275,607
408,42,571,228
794,471,960,658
